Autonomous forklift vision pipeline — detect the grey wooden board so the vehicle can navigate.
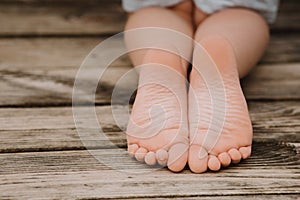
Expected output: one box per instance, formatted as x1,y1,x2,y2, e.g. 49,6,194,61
0,0,299,36
0,141,299,174
0,101,299,153
0,167,299,199
0,0,126,36
0,36,300,106
1,34,299,70
241,63,300,100
0,62,299,107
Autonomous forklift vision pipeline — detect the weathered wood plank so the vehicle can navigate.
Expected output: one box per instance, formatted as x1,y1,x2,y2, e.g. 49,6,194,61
241,63,300,100
262,33,300,63
1,34,299,70
0,101,299,153
0,62,299,107
0,0,298,36
0,0,126,36
0,141,299,174
0,37,129,69
0,167,299,199
0,36,299,107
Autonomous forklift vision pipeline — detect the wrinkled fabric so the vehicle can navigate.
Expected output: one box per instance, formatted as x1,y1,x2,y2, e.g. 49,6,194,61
122,0,280,23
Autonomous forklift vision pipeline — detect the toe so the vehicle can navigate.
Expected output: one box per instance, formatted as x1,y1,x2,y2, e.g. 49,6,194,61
167,143,188,172
239,146,251,159
145,152,157,165
128,144,139,158
135,147,148,162
208,155,221,171
228,148,242,163
218,152,231,167
156,149,168,166
188,145,208,173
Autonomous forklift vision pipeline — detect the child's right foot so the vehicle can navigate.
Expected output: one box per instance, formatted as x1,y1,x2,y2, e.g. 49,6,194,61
126,62,189,172
188,37,253,173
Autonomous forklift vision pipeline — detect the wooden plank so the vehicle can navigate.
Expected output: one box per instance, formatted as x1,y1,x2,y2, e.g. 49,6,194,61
241,63,300,100
0,62,299,107
0,37,299,107
0,167,299,199
262,34,300,63
0,38,129,69
0,141,299,175
0,0,299,36
0,101,299,153
0,0,126,36
1,34,299,69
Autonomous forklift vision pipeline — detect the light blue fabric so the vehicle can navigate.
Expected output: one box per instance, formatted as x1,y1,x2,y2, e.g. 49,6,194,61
122,0,280,23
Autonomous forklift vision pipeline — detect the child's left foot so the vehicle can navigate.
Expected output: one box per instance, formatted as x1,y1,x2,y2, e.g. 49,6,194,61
126,62,189,172
188,37,253,173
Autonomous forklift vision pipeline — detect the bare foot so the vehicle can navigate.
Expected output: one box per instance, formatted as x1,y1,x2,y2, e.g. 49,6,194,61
188,37,253,173
127,62,189,172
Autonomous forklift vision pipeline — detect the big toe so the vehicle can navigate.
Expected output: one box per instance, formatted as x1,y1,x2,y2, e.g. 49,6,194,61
188,145,208,173
167,143,188,172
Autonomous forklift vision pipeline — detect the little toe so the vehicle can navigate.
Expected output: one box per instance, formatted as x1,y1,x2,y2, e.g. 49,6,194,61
228,148,242,163
239,146,251,159
218,152,231,167
145,152,157,165
135,147,148,162
128,144,139,158
167,143,188,172
156,149,168,166
208,155,221,171
188,145,208,173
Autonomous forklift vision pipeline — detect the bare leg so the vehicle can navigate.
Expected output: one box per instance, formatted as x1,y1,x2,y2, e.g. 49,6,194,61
188,8,269,173
124,1,194,172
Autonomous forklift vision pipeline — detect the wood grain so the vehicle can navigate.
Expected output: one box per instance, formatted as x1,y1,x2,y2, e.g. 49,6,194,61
0,34,299,106
0,0,126,36
0,62,299,107
241,63,300,100
0,34,299,70
0,0,299,37
0,141,298,174
0,101,299,153
0,167,299,199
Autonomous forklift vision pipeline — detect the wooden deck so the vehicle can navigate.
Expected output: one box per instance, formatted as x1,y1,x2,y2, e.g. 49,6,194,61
0,0,299,199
